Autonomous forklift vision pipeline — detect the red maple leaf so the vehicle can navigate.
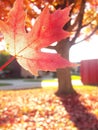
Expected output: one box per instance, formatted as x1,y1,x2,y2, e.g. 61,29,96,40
0,0,73,75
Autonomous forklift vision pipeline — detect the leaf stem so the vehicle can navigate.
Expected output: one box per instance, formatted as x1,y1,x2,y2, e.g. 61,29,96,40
0,56,16,71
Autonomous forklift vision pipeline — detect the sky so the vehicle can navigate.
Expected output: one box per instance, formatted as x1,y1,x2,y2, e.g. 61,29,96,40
69,35,98,62
0,40,5,51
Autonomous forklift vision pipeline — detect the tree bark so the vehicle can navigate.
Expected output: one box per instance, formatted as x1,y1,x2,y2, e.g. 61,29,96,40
56,67,75,95
55,39,76,96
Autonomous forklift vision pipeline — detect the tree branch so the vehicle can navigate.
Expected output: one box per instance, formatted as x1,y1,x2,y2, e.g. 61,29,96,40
75,25,98,44
70,0,86,46
46,46,56,50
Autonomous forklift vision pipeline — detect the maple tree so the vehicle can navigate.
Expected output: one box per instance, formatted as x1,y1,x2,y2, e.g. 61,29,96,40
0,0,98,95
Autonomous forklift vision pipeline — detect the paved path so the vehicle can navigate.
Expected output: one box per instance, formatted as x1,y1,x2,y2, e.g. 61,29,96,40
0,79,83,90
0,79,41,90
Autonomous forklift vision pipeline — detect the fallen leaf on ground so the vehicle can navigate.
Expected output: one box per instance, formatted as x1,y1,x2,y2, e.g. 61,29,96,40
0,87,98,130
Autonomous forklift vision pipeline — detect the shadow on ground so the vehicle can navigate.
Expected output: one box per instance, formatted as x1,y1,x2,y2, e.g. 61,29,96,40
60,93,98,130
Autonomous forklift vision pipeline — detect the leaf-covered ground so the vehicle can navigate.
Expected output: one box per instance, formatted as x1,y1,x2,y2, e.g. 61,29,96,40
0,86,98,130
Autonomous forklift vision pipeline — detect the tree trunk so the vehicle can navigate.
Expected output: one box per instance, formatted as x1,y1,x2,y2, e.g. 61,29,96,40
55,39,76,96
56,68,75,96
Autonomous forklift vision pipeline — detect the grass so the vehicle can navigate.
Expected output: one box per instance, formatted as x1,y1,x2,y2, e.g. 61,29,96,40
24,75,81,82
24,78,42,82
0,83,12,86
71,75,81,80
41,75,81,85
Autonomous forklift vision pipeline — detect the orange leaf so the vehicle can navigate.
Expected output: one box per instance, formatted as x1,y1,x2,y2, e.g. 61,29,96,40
0,0,73,75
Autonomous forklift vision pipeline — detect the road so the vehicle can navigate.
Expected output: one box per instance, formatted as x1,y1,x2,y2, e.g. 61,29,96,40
0,79,41,90
0,78,83,90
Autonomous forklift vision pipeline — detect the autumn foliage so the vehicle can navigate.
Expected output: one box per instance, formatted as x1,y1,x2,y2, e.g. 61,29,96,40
0,0,73,75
